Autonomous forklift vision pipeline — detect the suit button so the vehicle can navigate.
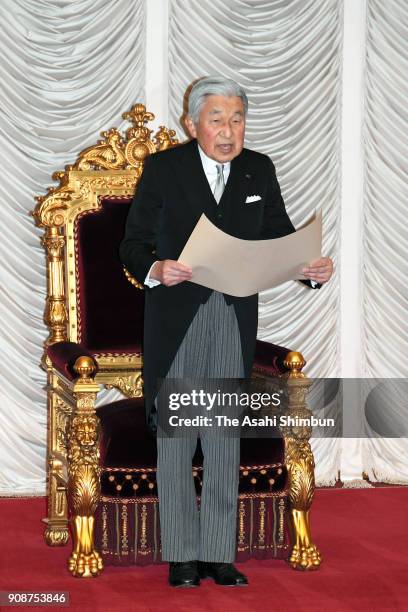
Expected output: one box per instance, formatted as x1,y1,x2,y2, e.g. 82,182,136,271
217,212,223,219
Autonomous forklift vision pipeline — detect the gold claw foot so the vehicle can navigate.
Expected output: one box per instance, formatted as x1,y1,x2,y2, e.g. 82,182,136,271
68,550,103,578
288,509,322,570
44,526,69,546
288,543,322,571
68,515,103,577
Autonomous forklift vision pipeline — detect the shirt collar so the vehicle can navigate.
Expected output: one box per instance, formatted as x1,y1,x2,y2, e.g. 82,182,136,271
197,143,231,175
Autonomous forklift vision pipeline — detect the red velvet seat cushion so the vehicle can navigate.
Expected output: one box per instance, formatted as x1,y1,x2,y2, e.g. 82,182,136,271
98,398,156,468
97,398,286,498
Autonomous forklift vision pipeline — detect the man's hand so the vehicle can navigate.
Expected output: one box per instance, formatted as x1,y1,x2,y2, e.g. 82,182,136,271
150,260,193,287
302,257,333,284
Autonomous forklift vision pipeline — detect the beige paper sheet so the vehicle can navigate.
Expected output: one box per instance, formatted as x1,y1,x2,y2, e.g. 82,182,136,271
178,211,322,297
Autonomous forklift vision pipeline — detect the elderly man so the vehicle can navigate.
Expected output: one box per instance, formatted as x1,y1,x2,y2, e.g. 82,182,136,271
120,76,333,587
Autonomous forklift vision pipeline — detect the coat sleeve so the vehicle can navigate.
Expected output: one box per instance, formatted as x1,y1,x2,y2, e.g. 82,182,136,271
259,156,296,239
119,154,163,285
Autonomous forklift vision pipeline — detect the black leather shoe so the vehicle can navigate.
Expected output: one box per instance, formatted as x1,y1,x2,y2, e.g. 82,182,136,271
168,561,200,587
198,562,248,586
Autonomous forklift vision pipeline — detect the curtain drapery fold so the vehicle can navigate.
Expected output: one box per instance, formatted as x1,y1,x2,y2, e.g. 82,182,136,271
362,0,408,483
0,0,146,495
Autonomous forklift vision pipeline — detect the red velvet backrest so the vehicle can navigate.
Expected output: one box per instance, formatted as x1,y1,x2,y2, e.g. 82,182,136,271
75,196,144,355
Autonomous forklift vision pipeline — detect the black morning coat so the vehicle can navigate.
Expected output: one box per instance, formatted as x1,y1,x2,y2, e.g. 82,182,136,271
120,138,311,430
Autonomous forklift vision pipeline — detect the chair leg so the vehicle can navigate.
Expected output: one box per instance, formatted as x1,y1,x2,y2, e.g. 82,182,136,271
281,354,322,571
286,438,322,570
67,379,103,577
44,455,69,546
44,385,70,546
68,466,102,577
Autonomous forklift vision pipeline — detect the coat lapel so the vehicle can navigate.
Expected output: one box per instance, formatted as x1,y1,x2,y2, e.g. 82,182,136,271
219,149,252,213
175,139,216,219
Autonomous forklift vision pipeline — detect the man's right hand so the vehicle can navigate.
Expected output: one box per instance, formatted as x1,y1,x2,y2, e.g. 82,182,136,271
150,260,193,287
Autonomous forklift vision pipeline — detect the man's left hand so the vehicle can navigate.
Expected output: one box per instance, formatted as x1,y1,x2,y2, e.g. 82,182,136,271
302,257,333,284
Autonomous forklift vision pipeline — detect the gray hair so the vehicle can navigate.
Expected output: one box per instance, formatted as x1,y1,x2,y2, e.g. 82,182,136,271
187,76,248,124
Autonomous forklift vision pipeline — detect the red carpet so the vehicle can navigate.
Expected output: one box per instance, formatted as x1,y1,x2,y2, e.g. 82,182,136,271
0,488,407,611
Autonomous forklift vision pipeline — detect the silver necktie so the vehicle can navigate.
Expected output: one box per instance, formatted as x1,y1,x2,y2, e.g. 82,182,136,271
213,163,225,204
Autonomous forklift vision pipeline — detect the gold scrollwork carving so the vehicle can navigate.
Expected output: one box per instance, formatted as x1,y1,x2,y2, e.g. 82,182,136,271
154,125,178,151
106,372,143,398
76,129,126,171
55,397,71,454
44,453,70,548
125,139,155,168
33,103,177,230
68,463,99,516
123,103,155,131
43,233,65,259
34,188,72,228
123,104,156,168
44,524,70,547
78,175,137,194
286,438,315,514
45,298,68,345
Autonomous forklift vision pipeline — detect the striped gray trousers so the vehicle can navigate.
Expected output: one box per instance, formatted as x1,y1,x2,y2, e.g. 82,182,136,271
156,290,245,562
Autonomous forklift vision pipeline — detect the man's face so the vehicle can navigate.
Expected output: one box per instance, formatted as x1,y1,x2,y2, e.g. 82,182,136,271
186,95,246,163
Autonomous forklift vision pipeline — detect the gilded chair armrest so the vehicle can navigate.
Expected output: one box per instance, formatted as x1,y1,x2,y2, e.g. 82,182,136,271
253,339,292,377
47,341,98,381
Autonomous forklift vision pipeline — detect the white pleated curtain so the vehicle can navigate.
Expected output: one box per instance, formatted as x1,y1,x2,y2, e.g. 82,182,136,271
362,0,408,482
168,0,342,485
0,0,146,494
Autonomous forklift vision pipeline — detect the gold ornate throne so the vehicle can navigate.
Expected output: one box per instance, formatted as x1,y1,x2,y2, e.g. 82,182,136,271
33,105,322,577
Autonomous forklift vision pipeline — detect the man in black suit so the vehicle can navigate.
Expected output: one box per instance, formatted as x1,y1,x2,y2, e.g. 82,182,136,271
120,76,333,587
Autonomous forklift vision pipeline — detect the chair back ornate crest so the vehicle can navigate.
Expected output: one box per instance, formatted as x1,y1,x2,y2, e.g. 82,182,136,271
33,105,178,396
